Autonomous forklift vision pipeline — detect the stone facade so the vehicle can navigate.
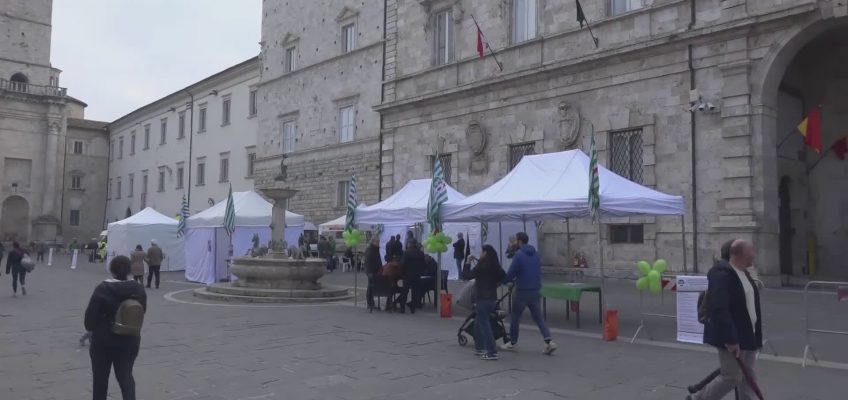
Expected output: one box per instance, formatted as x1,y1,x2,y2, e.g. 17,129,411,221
106,58,260,221
376,0,848,281
63,118,109,241
0,0,106,244
254,0,384,225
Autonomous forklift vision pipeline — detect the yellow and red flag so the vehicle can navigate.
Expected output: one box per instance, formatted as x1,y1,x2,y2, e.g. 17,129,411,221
797,105,823,154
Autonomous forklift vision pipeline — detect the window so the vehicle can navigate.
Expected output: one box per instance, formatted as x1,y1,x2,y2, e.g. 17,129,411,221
282,120,296,153
116,178,122,199
341,23,356,53
130,132,136,155
609,0,643,16
141,172,148,195
247,152,256,176
178,111,186,138
433,10,454,66
609,224,644,244
508,142,535,170
430,154,452,184
72,140,84,155
196,158,206,186
69,210,80,226
285,46,297,73
157,170,165,192
110,140,115,161
107,179,112,199
128,174,134,197
144,124,150,149
337,181,350,208
160,118,167,144
339,106,355,143
222,96,231,126
118,137,124,159
609,128,643,183
71,175,82,190
219,153,230,182
176,163,184,189
512,0,537,43
198,105,207,132
248,89,258,117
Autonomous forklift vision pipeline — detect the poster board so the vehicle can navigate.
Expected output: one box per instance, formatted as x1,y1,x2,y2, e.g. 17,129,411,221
676,275,708,344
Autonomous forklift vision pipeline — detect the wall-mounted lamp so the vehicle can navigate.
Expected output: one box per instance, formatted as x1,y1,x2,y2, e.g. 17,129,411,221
210,90,218,96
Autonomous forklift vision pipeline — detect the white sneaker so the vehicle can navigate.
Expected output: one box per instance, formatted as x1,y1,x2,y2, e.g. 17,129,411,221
543,341,557,355
499,342,516,351
21,286,26,296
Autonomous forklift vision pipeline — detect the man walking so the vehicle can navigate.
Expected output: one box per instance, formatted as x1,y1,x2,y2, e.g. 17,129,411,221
364,237,382,309
452,233,466,280
144,239,164,289
36,241,46,263
501,232,557,355
689,239,762,400
398,239,426,314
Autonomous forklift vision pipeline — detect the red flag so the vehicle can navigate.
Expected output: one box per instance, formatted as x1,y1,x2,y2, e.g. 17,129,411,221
476,25,485,58
832,136,848,160
797,105,823,154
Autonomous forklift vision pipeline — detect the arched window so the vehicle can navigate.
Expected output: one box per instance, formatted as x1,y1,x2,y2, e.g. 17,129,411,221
9,73,29,93
10,73,28,83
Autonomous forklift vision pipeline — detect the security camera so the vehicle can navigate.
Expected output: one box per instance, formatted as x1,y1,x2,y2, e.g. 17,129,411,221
697,102,706,111
707,102,716,111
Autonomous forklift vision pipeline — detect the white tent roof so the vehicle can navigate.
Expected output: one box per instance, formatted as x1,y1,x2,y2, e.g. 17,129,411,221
319,203,367,232
442,150,685,222
186,190,307,228
355,179,467,225
108,207,177,228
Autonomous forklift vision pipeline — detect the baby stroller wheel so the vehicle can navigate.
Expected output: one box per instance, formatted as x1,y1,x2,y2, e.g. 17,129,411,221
458,334,468,346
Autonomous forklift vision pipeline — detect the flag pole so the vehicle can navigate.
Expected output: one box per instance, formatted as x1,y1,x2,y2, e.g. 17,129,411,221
470,14,504,71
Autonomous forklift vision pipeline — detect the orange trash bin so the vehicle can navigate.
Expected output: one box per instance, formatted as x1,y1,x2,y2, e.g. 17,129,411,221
603,309,618,341
440,293,453,318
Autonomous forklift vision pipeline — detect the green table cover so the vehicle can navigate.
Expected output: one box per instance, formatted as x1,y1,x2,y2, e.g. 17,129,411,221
540,283,601,302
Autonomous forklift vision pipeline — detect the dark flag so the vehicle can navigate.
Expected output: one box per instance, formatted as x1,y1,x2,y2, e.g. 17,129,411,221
576,0,587,28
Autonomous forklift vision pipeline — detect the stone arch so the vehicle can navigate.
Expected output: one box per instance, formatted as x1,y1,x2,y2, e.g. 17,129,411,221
9,72,28,83
0,195,30,242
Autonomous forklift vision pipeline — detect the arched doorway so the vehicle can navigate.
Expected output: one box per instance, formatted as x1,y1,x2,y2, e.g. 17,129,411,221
758,18,848,279
0,196,30,242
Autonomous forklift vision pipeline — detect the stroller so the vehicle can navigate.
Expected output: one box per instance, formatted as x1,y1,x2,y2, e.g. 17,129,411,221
456,284,513,347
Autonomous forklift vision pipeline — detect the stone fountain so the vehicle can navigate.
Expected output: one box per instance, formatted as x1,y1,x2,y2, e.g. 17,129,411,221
193,186,350,303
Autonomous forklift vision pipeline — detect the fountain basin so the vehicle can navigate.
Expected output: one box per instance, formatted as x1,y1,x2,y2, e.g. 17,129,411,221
230,256,325,290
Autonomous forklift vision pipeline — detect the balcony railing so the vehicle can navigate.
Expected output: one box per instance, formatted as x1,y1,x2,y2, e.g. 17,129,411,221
0,79,67,97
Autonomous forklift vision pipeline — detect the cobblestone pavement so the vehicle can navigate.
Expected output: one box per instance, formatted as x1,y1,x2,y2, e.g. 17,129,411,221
0,256,844,400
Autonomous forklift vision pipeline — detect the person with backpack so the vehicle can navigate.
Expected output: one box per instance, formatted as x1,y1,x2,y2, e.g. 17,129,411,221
5,242,30,296
84,255,147,400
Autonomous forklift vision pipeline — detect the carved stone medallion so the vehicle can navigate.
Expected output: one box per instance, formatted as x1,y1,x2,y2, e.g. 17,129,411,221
466,122,487,156
557,101,581,149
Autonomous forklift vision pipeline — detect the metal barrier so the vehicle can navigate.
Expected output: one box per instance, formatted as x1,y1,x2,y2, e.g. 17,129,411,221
630,275,677,343
802,280,848,367
752,279,777,358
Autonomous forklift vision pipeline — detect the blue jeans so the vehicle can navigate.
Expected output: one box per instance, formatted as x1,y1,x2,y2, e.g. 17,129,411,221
475,299,497,355
509,289,551,344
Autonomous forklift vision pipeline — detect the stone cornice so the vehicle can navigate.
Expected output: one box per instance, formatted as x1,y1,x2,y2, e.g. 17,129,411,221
375,2,818,112
257,41,384,87
257,136,379,162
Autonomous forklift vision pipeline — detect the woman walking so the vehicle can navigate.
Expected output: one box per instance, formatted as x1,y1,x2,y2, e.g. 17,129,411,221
130,245,146,284
5,242,29,296
462,245,506,360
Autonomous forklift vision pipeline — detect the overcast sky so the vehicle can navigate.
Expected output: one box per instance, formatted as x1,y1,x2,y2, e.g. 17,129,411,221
51,0,261,122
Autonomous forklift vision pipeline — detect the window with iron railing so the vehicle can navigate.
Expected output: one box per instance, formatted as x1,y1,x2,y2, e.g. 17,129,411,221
508,142,535,171
429,154,452,184
608,128,643,183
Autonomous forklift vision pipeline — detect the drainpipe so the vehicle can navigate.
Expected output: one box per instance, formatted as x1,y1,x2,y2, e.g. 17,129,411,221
101,125,111,229
377,0,388,201
688,0,699,272
185,90,195,208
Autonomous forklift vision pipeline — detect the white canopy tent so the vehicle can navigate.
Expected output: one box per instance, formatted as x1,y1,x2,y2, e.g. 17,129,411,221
318,204,368,234
107,207,185,271
443,150,685,221
183,190,311,284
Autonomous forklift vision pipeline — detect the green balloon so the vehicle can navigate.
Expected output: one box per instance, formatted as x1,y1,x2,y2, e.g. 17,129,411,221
653,259,668,274
648,270,661,294
637,261,651,276
649,279,661,294
636,276,649,290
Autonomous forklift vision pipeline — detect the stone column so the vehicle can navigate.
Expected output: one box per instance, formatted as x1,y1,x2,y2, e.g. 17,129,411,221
271,198,288,246
42,121,60,215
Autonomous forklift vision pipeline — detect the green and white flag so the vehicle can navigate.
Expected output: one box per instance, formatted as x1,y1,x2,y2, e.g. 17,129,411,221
481,221,488,244
177,194,189,237
223,184,236,237
426,154,448,233
345,175,358,231
588,125,600,222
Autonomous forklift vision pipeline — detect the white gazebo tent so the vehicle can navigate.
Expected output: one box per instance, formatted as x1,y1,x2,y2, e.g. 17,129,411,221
184,190,310,284
318,204,368,235
107,207,185,271
442,149,686,302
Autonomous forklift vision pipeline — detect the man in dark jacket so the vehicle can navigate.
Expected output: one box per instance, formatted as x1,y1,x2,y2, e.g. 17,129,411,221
501,232,556,355
5,241,28,296
364,237,382,308
689,239,761,400
85,255,147,400
452,233,466,280
398,239,426,314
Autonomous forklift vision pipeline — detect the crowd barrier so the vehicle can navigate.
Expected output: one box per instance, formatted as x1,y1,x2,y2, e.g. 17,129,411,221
630,274,677,343
802,280,848,367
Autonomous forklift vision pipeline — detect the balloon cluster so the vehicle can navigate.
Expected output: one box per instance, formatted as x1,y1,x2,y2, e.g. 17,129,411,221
423,232,452,253
342,229,364,247
636,259,668,295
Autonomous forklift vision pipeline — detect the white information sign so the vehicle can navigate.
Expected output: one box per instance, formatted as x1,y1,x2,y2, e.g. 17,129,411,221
70,249,79,270
47,247,54,266
676,275,709,344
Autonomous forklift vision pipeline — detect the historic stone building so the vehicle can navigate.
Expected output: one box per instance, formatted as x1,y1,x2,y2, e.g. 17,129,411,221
253,0,384,226
376,0,848,282
106,58,260,222
0,0,107,243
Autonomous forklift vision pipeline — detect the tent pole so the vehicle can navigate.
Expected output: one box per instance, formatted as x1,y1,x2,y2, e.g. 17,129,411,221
597,219,606,312
498,221,503,263
436,253,442,312
681,215,688,274
354,249,358,307
565,218,571,262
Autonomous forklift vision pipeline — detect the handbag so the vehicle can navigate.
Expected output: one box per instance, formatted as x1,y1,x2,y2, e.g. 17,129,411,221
21,254,36,272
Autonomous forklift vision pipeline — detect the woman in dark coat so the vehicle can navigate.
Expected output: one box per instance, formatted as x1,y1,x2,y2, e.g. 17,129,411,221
462,245,506,360
5,242,29,296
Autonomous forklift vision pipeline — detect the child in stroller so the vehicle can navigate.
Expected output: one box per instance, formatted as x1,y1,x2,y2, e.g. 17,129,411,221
457,284,513,348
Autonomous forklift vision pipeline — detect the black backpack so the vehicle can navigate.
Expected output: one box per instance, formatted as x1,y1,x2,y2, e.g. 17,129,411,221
697,292,709,324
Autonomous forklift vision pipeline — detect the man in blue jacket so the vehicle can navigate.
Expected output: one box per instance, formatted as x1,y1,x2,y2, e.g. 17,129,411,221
501,232,557,355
